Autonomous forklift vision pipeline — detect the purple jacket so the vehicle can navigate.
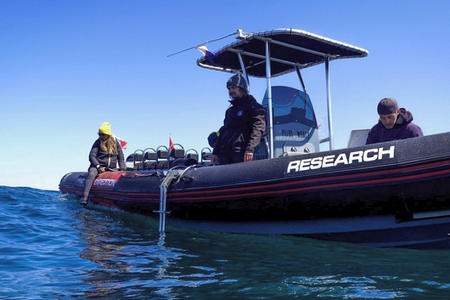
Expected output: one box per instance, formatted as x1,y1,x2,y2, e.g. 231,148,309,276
366,108,423,144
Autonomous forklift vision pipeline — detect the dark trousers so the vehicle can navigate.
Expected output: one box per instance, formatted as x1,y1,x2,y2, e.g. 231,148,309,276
218,151,244,165
83,167,99,201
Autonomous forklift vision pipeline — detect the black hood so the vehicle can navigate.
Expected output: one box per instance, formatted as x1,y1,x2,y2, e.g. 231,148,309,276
395,108,413,126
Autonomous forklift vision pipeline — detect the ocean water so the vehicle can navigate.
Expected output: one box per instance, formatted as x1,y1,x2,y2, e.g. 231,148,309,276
0,186,449,299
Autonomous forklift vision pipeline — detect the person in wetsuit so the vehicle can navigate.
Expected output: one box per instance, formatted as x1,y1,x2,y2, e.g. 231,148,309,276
366,97,423,144
211,74,266,165
81,122,126,205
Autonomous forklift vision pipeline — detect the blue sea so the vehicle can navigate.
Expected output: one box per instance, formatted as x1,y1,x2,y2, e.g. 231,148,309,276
1,186,449,299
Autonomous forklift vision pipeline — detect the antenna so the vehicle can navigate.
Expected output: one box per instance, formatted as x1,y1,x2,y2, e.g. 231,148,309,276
167,29,245,57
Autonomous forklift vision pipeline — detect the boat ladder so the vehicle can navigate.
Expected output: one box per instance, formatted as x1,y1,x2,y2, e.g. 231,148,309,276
154,165,197,233
154,170,176,233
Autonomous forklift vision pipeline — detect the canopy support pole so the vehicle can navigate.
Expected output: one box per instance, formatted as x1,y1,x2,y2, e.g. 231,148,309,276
325,58,333,150
265,40,274,159
295,66,307,94
237,52,250,91
295,66,308,108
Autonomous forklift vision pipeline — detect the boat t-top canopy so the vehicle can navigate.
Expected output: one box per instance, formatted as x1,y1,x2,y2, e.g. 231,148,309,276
194,28,368,157
197,28,368,77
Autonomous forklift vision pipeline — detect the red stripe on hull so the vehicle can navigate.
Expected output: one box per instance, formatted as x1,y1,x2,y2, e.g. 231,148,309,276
86,162,450,203
170,159,450,196
168,168,450,201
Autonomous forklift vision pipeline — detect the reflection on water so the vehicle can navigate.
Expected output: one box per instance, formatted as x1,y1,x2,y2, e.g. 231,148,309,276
1,187,449,299
76,209,183,298
281,275,404,298
74,205,224,299
73,203,450,299
78,210,129,297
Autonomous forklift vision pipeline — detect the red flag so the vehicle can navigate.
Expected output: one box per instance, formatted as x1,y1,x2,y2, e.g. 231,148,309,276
169,137,175,150
114,136,127,150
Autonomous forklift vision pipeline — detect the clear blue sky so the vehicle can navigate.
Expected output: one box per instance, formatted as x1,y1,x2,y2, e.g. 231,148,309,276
1,0,449,190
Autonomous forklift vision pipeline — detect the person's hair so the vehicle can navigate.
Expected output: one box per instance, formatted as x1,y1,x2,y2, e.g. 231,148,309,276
100,135,118,155
377,98,399,115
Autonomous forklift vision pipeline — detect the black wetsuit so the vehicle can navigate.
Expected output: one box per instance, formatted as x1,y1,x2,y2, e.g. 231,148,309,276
82,138,125,201
213,95,266,164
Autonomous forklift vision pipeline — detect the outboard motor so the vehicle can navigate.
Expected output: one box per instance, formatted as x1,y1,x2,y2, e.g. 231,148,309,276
261,86,319,158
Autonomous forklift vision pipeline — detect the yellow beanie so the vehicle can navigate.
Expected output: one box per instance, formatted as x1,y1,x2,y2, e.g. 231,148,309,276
99,122,112,135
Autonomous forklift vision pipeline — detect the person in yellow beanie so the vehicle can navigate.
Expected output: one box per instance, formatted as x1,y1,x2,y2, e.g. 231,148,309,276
98,121,112,135
81,122,126,205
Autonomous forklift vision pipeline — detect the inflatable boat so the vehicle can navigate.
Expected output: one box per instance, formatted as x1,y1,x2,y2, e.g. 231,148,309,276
60,29,450,249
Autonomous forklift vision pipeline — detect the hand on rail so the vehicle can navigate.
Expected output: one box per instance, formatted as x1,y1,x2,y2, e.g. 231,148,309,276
211,154,219,165
244,152,253,162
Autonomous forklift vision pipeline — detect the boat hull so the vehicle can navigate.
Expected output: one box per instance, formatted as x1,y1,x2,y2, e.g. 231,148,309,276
60,133,450,248
166,215,450,249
